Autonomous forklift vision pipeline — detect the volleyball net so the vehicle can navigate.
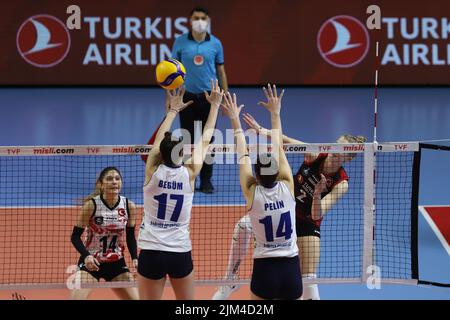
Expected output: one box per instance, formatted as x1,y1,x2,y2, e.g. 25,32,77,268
0,142,425,289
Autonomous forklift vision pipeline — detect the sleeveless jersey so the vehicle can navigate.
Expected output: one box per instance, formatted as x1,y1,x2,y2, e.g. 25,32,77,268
248,181,298,259
294,153,348,227
85,195,129,263
139,164,194,252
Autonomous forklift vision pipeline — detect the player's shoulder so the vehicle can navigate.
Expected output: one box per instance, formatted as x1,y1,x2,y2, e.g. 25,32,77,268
125,198,137,209
338,166,349,180
81,198,96,214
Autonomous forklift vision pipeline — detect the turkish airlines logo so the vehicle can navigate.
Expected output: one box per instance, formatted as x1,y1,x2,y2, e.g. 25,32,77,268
317,15,369,68
17,14,71,68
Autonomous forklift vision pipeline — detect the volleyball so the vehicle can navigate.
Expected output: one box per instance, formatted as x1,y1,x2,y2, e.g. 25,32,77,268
155,59,186,90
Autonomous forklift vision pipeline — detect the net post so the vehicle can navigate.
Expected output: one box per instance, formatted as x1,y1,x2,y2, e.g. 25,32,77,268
410,146,421,280
362,142,375,283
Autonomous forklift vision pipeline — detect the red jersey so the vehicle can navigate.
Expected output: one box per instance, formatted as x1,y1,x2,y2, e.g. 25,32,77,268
294,153,348,227
85,195,129,263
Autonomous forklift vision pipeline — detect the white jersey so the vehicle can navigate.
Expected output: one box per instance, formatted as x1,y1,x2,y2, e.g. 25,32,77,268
248,181,298,259
85,195,129,263
139,164,194,252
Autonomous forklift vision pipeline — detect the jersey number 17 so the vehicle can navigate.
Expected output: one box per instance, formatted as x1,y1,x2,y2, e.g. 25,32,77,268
154,193,184,222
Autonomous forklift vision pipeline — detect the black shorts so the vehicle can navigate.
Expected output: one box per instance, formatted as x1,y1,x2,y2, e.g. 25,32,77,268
77,257,129,282
138,249,193,280
250,256,303,300
296,219,321,238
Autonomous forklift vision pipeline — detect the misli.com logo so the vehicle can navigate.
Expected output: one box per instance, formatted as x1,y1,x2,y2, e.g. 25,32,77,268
317,15,370,68
17,14,71,68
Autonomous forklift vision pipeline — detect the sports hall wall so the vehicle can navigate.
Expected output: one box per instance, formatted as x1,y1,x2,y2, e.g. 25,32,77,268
2,0,450,86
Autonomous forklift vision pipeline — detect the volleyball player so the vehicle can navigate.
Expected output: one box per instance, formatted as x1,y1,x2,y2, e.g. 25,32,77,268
137,81,224,300
70,167,139,300
213,113,366,300
220,85,302,300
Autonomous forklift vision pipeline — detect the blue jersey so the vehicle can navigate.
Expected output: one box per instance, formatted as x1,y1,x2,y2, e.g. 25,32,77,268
172,32,224,94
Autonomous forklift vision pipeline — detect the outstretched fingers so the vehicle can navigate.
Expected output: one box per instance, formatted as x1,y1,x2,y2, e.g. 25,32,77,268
279,89,285,101
242,113,255,126
224,91,233,107
262,86,270,100
179,86,186,97
210,78,220,93
237,104,245,115
184,100,194,107
257,101,268,108
267,83,274,99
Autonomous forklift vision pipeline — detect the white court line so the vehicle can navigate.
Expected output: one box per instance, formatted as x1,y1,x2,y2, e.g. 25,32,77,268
419,205,450,256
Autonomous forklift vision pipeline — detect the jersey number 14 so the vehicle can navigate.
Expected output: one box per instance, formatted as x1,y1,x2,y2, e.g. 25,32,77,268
99,235,117,253
259,211,293,242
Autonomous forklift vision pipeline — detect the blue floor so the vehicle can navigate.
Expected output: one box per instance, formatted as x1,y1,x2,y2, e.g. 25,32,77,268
0,87,449,299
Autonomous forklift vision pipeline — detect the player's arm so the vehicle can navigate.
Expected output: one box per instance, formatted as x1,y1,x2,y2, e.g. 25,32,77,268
258,84,294,194
242,113,306,145
71,200,100,271
126,200,138,267
243,112,321,165
221,92,256,204
185,79,223,180
243,112,319,163
311,179,349,220
145,88,193,184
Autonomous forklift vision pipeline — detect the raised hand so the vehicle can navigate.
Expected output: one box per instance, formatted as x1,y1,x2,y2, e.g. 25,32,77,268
205,79,225,107
221,92,244,121
167,86,194,114
257,83,284,115
314,174,328,195
242,113,262,134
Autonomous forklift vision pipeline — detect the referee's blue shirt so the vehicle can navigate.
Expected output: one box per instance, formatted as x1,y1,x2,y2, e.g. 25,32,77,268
172,32,224,94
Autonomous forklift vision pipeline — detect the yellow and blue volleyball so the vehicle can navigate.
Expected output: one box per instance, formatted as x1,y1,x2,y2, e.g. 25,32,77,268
155,59,186,90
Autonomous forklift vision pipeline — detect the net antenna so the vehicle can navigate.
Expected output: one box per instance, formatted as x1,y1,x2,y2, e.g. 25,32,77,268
366,30,382,286
373,40,380,144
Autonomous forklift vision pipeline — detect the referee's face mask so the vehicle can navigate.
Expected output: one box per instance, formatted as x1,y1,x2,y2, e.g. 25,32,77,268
191,13,209,33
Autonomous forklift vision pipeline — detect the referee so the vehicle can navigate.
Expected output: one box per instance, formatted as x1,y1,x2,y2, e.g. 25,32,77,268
172,6,228,193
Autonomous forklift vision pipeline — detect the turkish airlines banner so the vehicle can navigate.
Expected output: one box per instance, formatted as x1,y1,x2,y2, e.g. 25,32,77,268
1,0,449,85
